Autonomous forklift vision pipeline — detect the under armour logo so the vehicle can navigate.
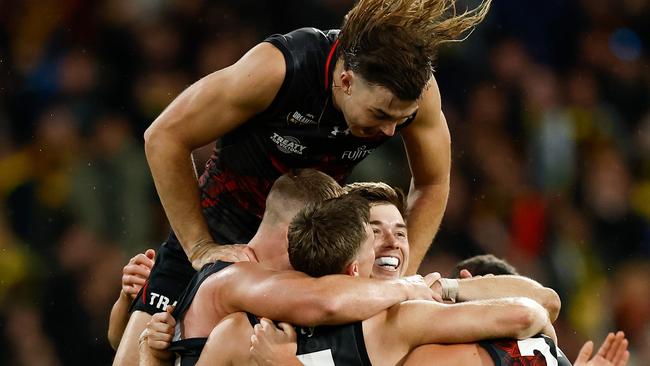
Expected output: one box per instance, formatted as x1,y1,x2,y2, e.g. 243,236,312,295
330,126,350,137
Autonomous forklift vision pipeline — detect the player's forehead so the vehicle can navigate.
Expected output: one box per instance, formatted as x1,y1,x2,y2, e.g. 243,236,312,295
369,203,405,227
355,76,418,114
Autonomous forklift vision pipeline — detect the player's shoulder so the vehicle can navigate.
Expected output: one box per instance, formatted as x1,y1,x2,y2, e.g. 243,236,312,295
199,260,239,286
266,27,338,55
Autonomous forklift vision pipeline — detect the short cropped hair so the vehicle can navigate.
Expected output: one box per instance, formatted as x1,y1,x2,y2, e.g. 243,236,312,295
451,254,519,278
288,194,370,277
264,169,344,223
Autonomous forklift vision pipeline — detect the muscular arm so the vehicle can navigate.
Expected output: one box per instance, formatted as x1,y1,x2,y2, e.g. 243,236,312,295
196,313,253,366
455,275,561,322
214,262,431,327
143,42,286,260
388,297,549,349
401,78,451,275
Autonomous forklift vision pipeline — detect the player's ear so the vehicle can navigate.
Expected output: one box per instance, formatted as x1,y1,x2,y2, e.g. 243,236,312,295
340,70,353,95
345,260,360,277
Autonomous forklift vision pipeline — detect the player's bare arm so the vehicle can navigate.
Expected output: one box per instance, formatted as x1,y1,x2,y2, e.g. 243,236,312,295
436,275,562,322
198,315,302,366
209,262,436,327
363,297,549,365
401,77,451,275
195,313,255,366
143,42,285,266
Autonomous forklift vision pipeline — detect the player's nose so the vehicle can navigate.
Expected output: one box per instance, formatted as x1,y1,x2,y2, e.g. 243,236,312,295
381,232,399,249
379,122,397,136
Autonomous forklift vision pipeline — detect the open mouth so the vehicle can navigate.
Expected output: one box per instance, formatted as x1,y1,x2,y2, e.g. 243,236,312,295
374,256,400,272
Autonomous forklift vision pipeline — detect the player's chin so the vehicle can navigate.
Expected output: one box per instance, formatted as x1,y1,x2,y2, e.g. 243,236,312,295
371,264,401,280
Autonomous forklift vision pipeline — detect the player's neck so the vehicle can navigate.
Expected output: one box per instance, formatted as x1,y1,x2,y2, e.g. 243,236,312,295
247,222,291,270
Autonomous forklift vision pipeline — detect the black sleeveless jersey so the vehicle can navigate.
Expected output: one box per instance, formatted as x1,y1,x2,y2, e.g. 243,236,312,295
197,27,415,245
479,334,572,366
168,261,234,366
247,314,372,366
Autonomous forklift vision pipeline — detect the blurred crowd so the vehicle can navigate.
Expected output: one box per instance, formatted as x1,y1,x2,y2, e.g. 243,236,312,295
0,0,648,365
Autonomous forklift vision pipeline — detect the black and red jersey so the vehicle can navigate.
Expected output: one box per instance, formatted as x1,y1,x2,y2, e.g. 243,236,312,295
480,334,572,366
197,27,414,245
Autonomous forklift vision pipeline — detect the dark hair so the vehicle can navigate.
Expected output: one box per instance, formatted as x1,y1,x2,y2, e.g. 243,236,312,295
288,194,370,277
451,254,519,278
339,0,492,100
344,182,406,218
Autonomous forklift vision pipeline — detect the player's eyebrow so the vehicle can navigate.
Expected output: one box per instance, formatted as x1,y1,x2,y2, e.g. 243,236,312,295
370,107,418,120
370,220,407,229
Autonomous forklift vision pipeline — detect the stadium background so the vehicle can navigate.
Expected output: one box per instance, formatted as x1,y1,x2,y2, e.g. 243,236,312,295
0,0,649,364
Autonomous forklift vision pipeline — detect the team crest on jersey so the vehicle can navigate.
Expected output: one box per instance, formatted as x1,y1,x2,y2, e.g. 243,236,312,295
342,145,374,160
270,133,308,155
287,111,318,125
330,125,350,137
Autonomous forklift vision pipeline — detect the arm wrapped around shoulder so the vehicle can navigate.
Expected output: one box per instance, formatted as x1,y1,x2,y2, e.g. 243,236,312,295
503,297,549,340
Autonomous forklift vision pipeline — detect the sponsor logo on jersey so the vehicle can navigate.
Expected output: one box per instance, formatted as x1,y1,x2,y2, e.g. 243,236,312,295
342,145,374,160
287,111,318,125
149,292,178,311
270,133,308,155
330,125,351,137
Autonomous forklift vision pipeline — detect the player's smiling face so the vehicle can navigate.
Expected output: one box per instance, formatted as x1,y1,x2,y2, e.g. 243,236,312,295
335,71,418,139
369,203,409,280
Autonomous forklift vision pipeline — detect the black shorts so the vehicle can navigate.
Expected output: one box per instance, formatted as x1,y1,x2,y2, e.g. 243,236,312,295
131,233,196,314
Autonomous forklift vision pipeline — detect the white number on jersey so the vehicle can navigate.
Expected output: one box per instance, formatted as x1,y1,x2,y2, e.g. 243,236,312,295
297,349,336,366
517,338,558,366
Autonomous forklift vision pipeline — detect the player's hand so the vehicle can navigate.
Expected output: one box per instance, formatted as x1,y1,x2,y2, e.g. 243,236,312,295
250,318,302,366
401,274,441,302
458,269,494,279
459,269,473,278
138,305,175,361
190,243,251,270
122,249,155,299
146,305,176,351
574,331,630,366
425,272,444,302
